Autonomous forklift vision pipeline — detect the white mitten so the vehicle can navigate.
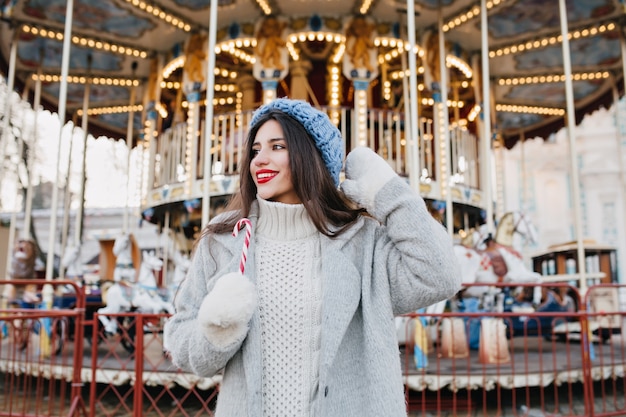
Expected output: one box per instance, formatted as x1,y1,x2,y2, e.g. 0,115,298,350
340,146,397,211
197,272,257,348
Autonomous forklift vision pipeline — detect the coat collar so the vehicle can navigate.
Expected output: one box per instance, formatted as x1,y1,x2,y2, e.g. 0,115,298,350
318,232,362,383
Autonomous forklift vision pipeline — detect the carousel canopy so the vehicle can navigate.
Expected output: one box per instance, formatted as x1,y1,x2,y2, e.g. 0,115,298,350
1,0,624,148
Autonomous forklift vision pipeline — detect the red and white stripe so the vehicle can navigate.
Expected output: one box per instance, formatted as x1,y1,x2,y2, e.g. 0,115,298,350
232,218,252,275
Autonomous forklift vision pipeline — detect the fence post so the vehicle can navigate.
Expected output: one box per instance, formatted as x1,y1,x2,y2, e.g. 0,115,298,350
134,314,145,416
579,297,595,417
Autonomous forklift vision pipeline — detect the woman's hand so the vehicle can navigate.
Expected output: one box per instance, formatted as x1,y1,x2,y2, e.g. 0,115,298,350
197,272,257,348
340,146,397,212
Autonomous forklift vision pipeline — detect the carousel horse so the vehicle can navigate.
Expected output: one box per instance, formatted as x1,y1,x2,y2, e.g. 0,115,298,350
455,211,542,301
132,251,175,315
98,251,173,335
490,210,538,250
3,238,39,304
112,234,136,283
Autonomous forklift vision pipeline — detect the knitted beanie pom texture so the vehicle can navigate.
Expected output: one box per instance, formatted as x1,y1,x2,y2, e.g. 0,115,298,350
250,98,343,186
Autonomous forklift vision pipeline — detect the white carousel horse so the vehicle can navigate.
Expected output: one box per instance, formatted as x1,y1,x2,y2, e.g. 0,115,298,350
98,250,173,335
112,234,135,283
455,211,542,301
132,250,175,316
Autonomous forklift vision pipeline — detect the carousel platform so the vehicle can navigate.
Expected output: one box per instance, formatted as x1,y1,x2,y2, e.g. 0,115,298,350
1,315,625,416
1,281,625,417
400,335,625,392
1,320,624,391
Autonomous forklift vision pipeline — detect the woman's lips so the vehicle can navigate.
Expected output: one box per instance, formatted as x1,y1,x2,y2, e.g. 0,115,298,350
256,170,277,184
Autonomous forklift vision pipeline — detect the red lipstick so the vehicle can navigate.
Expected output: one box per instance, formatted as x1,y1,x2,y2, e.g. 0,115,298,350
256,169,277,184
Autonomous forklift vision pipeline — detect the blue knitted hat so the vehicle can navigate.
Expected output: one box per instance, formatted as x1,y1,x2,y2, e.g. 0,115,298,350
250,98,343,186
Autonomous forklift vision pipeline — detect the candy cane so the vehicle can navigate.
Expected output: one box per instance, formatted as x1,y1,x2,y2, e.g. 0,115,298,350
232,218,252,275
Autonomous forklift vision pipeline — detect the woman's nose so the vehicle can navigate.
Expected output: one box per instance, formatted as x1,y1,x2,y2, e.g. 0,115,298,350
253,149,269,164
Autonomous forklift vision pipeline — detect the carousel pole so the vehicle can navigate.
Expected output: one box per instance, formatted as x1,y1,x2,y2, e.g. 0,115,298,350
400,51,411,174
162,210,171,287
3,95,30,301
621,24,626,99
352,80,368,147
23,55,44,240
123,63,137,235
516,129,534,261
480,0,494,234
143,55,163,209
74,55,92,247
519,130,536,250
136,136,148,225
45,0,74,303
201,0,219,228
493,133,505,221
610,79,626,283
0,29,18,190
558,0,586,293
405,0,421,193
519,130,526,215
437,9,453,237
185,89,201,201
559,5,595,407
59,114,76,280
261,81,278,105
615,27,626,283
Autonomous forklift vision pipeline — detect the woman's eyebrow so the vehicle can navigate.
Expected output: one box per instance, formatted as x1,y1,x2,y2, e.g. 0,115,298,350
253,137,285,145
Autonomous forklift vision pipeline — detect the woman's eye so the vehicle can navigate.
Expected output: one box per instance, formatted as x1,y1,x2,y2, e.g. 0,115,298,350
273,144,285,150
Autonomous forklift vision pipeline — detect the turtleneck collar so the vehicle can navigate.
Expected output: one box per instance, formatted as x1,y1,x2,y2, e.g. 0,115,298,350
256,197,318,241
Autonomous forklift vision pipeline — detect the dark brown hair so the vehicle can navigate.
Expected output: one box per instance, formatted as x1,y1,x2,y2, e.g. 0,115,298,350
200,109,363,241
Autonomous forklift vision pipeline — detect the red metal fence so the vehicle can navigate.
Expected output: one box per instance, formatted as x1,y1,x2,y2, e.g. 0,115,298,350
0,280,86,417
0,281,624,417
87,312,218,416
399,283,626,417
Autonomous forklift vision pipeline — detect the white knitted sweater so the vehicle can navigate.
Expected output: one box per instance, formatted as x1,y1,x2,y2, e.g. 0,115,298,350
255,198,322,417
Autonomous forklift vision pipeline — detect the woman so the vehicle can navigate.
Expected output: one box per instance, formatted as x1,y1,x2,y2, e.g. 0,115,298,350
164,98,461,417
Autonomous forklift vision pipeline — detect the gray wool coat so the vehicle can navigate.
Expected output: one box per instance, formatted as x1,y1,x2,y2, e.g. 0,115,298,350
164,176,462,417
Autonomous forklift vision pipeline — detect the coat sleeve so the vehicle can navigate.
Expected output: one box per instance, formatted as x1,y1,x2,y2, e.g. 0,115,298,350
163,234,246,377
370,176,462,315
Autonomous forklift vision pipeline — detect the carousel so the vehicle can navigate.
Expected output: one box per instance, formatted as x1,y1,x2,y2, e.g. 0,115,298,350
1,0,623,250
0,0,625,415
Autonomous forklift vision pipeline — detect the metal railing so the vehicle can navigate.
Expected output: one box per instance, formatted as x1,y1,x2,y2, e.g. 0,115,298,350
0,280,86,417
2,282,624,416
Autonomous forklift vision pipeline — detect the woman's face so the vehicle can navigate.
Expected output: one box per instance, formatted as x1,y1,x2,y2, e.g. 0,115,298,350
250,119,301,204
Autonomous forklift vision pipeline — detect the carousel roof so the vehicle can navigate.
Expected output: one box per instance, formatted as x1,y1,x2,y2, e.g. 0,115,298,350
1,0,624,148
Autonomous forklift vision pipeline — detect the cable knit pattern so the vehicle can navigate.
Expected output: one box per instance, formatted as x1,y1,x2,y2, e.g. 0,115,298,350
255,198,321,417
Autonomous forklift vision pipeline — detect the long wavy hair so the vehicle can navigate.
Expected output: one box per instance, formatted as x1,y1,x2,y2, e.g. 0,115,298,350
201,109,364,240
